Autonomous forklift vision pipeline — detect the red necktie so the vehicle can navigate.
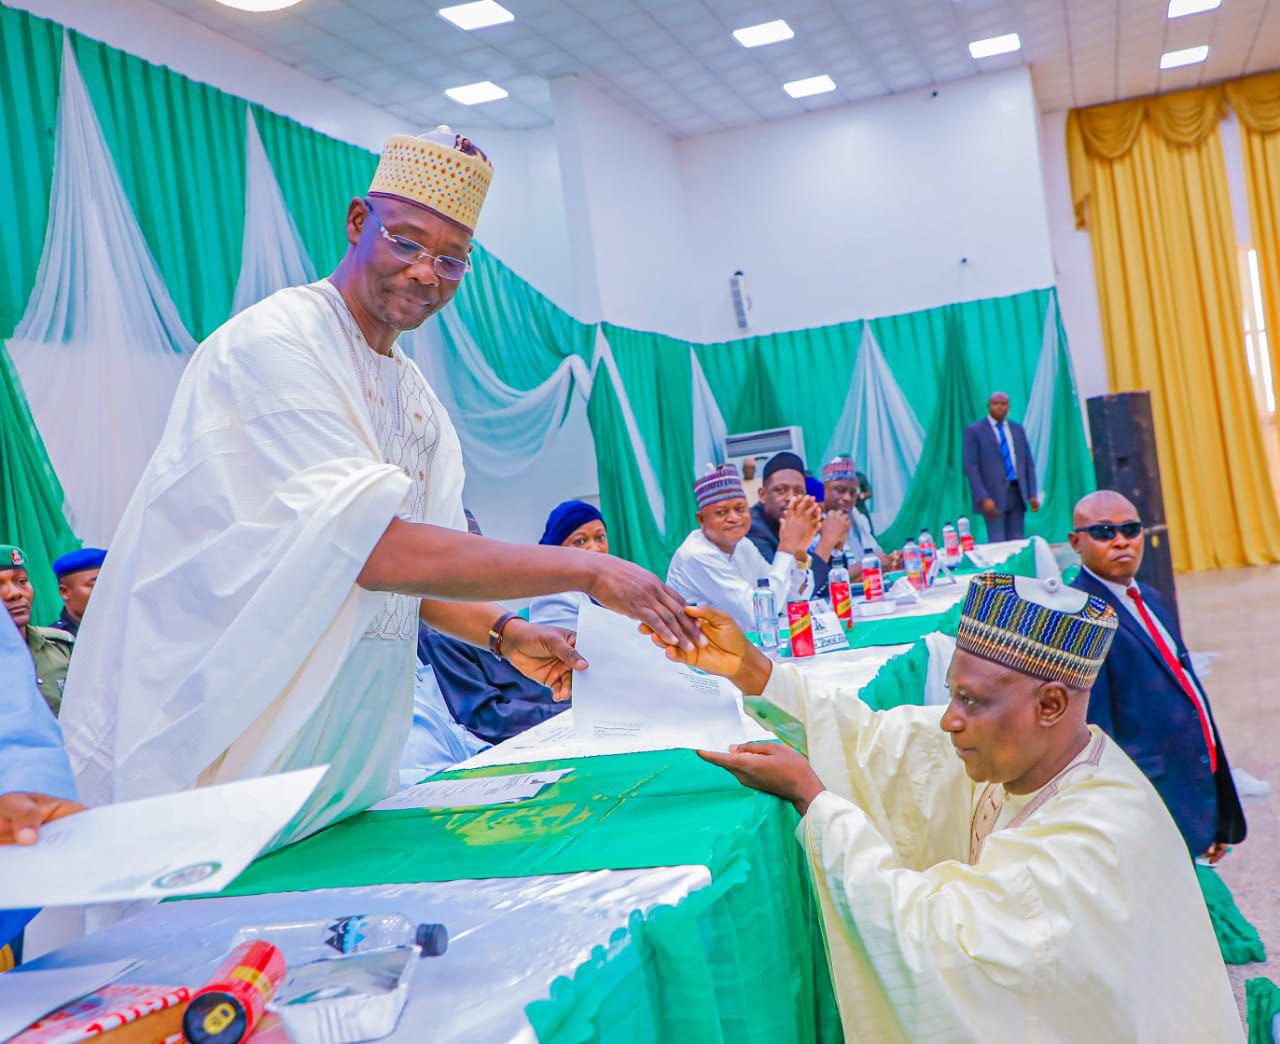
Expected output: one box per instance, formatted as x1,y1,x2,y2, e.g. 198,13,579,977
1125,586,1217,772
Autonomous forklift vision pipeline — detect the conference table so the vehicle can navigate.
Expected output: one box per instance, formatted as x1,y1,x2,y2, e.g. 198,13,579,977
28,543,1041,1042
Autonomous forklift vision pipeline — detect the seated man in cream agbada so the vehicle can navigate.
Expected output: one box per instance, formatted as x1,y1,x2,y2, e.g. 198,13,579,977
652,572,1241,1042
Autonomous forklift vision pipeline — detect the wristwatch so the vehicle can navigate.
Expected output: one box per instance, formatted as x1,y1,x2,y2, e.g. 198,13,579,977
793,550,811,570
488,611,520,659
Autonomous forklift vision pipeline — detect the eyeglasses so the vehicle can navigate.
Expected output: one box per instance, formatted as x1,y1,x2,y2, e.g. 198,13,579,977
1073,521,1143,541
363,199,471,281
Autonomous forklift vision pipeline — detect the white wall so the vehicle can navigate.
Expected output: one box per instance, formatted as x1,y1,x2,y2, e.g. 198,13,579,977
678,68,1057,343
550,76,700,338
1038,108,1110,406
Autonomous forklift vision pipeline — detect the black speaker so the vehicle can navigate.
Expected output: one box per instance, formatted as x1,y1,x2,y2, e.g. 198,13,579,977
1086,391,1180,627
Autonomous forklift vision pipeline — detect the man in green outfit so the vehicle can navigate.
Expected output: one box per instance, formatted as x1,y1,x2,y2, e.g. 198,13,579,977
0,546,73,715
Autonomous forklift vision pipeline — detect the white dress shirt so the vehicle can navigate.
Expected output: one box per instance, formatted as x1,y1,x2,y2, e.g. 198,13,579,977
1083,567,1212,722
666,529,813,631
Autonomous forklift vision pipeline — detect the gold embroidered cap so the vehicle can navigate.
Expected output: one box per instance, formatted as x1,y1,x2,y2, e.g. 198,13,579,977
368,126,494,234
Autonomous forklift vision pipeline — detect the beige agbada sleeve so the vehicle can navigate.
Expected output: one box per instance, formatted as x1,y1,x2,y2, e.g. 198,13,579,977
761,666,1244,1043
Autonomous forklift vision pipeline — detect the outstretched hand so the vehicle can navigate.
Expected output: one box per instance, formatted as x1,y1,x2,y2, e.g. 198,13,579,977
587,556,706,652
0,792,85,845
502,620,585,702
698,742,825,815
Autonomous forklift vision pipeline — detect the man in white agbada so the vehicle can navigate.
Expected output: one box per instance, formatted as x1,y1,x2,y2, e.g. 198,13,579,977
58,128,703,847
653,572,1243,1041
666,464,816,631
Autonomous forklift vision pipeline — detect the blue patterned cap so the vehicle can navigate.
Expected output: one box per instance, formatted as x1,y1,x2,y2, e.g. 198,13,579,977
822,457,858,483
956,572,1118,689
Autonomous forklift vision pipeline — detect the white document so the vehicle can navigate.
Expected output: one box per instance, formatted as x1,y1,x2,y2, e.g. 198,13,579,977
0,959,137,1040
456,710,775,772
371,769,573,812
571,601,754,752
0,766,327,909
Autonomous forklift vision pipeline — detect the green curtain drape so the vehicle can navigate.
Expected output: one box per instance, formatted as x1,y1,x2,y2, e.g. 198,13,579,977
0,6,78,621
875,311,984,547
695,321,863,467
72,32,245,342
252,104,376,278
599,325,698,574
453,243,595,388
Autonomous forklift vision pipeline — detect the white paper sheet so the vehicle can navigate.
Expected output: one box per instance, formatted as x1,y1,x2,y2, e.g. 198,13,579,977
455,710,774,772
370,769,573,812
572,602,756,752
0,767,327,909
0,959,137,1040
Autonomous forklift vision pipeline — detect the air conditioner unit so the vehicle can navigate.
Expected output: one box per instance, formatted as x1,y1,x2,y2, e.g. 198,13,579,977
725,426,806,472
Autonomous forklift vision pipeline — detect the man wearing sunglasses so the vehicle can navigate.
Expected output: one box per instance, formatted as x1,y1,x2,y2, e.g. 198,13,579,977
58,127,704,850
1068,490,1245,862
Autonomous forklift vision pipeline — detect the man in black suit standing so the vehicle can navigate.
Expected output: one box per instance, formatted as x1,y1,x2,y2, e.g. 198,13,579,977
962,391,1039,541
1068,490,1245,861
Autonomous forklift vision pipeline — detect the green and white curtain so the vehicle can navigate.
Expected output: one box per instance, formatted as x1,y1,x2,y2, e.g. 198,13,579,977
0,2,1094,623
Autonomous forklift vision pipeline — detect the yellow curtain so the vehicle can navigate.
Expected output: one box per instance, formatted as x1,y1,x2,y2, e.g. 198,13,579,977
1226,71,1280,420
1067,87,1280,571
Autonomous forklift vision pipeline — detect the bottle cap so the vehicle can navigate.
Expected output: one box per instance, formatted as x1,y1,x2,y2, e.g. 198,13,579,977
756,578,770,587
183,992,247,1044
863,547,874,554
416,923,449,957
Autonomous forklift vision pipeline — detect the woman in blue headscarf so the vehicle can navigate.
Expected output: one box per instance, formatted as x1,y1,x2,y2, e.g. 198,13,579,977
530,501,608,630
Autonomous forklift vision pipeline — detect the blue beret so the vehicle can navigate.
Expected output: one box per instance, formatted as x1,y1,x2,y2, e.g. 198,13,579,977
53,547,106,578
539,501,604,547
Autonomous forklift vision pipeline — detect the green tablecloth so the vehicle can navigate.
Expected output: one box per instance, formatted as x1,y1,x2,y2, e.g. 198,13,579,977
218,750,840,1043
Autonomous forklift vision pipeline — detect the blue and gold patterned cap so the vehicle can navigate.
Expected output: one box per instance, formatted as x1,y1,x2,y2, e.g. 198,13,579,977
956,572,1118,689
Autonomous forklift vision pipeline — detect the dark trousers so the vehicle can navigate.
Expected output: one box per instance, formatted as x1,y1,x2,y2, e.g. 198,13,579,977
985,481,1026,541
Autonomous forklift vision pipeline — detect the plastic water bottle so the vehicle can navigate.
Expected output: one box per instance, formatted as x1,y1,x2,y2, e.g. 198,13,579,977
919,528,937,585
234,913,448,961
903,539,924,591
753,578,780,654
861,547,884,602
957,515,975,552
828,552,853,628
942,521,961,559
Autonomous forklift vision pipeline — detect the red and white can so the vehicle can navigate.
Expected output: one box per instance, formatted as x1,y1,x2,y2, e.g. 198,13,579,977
787,601,815,658
182,941,286,1044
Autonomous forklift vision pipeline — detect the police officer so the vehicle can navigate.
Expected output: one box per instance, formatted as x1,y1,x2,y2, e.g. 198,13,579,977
50,547,105,636
0,546,73,715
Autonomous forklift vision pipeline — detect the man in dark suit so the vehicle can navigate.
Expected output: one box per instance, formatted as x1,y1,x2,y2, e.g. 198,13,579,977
962,392,1039,541
1068,490,1245,860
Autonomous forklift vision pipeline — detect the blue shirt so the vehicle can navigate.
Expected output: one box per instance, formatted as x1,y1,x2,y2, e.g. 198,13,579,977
0,614,77,946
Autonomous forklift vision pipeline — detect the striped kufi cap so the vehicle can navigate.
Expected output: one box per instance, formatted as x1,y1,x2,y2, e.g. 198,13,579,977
694,464,746,510
956,572,1118,689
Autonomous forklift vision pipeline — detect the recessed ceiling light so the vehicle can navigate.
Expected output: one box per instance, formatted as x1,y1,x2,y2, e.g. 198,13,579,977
968,33,1021,59
444,80,509,105
438,1,514,31
1160,44,1209,69
214,0,304,10
783,74,836,99
732,19,794,48
1168,0,1220,17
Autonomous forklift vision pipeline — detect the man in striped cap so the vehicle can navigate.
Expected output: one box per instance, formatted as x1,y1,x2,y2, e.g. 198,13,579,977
659,571,1241,1041
666,464,816,631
